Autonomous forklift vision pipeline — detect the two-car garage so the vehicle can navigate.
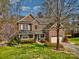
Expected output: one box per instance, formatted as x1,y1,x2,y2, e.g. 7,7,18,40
50,36,63,43
48,23,65,43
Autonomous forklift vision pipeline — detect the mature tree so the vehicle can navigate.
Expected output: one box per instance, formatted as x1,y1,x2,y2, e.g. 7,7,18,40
44,0,79,50
0,0,9,19
0,0,20,20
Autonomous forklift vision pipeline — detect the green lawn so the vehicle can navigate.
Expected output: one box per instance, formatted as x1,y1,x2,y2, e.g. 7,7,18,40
0,43,79,59
68,37,79,45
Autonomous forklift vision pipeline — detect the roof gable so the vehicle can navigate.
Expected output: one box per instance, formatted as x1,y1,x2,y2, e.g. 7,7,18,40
18,14,34,23
31,18,40,24
49,23,64,30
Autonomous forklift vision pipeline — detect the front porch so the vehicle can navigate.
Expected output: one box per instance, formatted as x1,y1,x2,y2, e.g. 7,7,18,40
18,31,45,41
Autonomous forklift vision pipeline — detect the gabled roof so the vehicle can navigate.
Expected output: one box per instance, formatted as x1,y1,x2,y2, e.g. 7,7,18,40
32,17,55,25
31,17,57,31
17,14,34,23
37,17,55,25
48,23,64,30
31,19,40,24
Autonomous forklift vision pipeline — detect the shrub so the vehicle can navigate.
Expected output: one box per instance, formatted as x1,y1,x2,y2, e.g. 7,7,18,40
62,36,68,42
8,36,20,46
71,33,79,37
45,37,49,41
21,39,35,44
39,39,47,43
44,42,54,47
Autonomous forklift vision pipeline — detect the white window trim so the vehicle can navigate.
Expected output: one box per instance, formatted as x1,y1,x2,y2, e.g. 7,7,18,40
20,24,31,30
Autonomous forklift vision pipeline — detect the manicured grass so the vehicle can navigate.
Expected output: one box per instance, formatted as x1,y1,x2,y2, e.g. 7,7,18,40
68,37,79,45
0,44,79,59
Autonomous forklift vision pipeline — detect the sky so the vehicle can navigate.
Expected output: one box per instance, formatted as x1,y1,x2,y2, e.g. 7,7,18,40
9,0,45,16
9,0,79,16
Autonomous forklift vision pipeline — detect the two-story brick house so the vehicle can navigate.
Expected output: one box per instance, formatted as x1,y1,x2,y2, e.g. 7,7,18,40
17,14,65,43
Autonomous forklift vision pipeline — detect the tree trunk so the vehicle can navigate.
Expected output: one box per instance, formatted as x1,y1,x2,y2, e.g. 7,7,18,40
56,22,60,50
56,0,60,50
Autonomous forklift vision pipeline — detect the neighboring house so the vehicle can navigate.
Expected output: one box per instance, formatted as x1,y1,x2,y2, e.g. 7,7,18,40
17,14,65,43
65,15,79,36
72,20,79,33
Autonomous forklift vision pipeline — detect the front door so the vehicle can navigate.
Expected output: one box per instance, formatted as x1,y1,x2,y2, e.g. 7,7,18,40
35,34,39,41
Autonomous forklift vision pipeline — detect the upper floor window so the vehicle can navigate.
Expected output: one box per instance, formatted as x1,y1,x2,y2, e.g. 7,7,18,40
20,24,31,30
20,24,28,30
35,25,37,29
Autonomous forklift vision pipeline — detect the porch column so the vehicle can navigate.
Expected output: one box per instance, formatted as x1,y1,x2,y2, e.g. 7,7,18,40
39,34,41,40
36,34,39,41
38,34,40,40
27,34,29,39
33,34,35,39
44,34,45,39
18,34,21,38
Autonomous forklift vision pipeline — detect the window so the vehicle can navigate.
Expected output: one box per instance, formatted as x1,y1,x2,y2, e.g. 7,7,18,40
24,24,28,30
35,25,37,29
22,35,27,39
20,24,28,30
41,34,44,38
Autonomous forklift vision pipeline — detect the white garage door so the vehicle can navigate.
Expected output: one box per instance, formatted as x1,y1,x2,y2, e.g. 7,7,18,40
51,37,63,43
